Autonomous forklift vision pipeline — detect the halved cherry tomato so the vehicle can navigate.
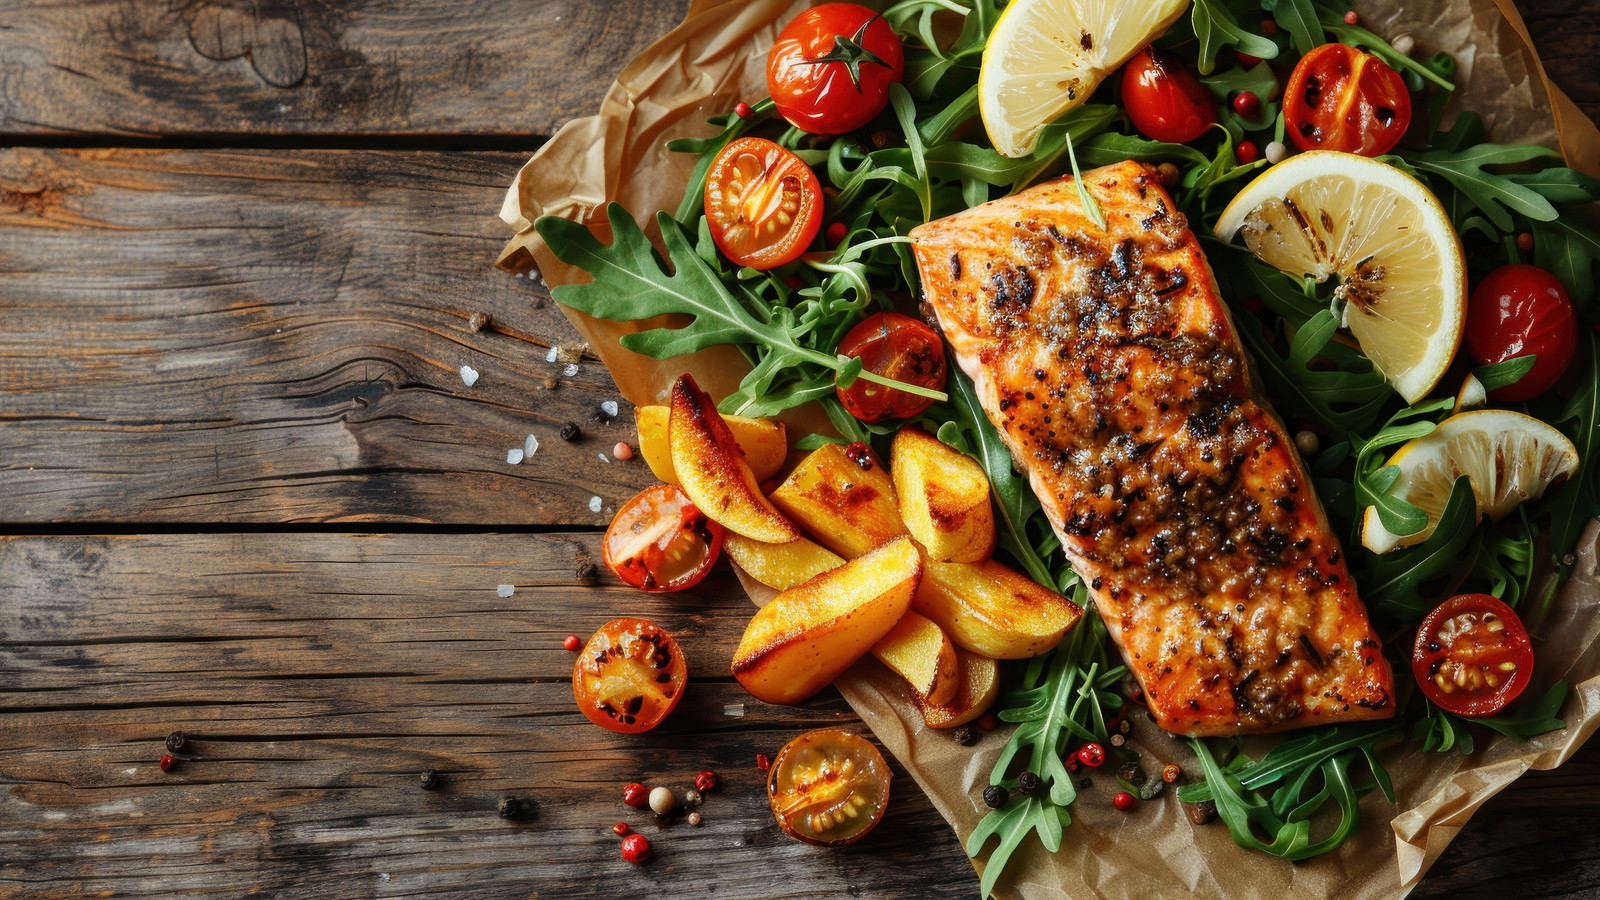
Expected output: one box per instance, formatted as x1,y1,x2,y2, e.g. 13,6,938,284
1465,264,1578,401
767,728,891,846
572,617,688,733
1120,46,1217,144
704,137,824,270
835,312,947,423
1284,44,1411,156
1412,594,1534,718
603,483,725,592
767,3,904,135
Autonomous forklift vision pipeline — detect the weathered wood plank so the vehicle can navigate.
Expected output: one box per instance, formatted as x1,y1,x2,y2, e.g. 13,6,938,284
2,533,1596,898
0,147,658,525
1521,0,1600,122
0,0,690,140
0,532,976,899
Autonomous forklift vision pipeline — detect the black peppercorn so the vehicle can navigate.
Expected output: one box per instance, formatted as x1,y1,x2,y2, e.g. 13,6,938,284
165,731,187,752
982,784,1008,809
420,769,440,790
498,797,522,819
654,813,672,828
953,725,978,747
559,422,581,441
1017,772,1040,796
1078,777,1093,790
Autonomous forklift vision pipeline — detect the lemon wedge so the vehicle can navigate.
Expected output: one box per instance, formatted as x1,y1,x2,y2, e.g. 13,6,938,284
978,0,1190,158
1215,151,1466,404
1360,409,1578,554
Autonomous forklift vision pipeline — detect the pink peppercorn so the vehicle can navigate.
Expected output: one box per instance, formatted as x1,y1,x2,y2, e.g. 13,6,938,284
613,442,634,461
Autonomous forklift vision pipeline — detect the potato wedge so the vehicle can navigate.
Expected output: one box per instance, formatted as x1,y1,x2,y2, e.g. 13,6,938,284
914,558,1081,659
871,610,959,707
669,375,798,543
892,426,995,563
918,648,1000,729
771,442,906,558
636,405,787,486
732,537,921,705
724,532,844,591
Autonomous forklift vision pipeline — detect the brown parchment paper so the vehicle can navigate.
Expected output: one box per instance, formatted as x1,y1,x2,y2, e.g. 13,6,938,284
499,1,1600,896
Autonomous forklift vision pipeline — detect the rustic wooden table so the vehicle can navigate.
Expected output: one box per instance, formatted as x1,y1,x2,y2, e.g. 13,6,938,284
2,2,1598,898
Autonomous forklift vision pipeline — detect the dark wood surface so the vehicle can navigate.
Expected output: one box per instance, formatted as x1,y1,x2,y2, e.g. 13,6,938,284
1,2,1597,898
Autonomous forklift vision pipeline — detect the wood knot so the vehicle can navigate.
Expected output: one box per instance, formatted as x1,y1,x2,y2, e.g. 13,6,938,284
175,0,308,89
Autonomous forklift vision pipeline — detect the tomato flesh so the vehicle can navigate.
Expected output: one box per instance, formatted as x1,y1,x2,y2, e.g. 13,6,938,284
705,137,823,270
1284,43,1411,156
768,728,891,846
572,617,688,734
1121,46,1217,144
1465,264,1578,401
603,483,725,592
1412,594,1533,718
835,311,947,423
767,3,905,135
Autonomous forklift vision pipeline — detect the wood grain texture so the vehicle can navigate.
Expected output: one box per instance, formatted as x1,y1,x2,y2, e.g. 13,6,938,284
0,147,656,525
0,532,975,899
1,533,1597,899
1521,0,1600,122
0,0,690,140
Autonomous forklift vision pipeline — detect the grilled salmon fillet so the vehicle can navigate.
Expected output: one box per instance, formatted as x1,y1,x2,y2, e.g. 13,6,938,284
910,161,1394,737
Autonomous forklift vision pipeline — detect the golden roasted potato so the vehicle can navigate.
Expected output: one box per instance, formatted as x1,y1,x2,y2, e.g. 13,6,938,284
914,558,1081,659
635,405,787,486
669,375,798,543
918,648,1000,729
770,442,906,558
732,537,921,705
724,532,844,591
871,610,959,707
891,426,996,563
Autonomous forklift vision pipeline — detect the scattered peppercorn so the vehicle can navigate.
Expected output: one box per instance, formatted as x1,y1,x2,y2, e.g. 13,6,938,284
953,725,978,747
1343,9,1360,25
1294,430,1320,455
563,634,582,652
1265,140,1289,164
688,811,703,826
623,782,650,808
1186,799,1218,826
826,221,847,247
1236,51,1263,68
1517,232,1534,252
467,311,490,333
1162,764,1182,784
1259,18,1278,35
1079,777,1093,790
559,422,581,441
1232,90,1261,118
654,813,672,828
1156,162,1180,188
1116,719,1131,735
684,788,702,807
613,442,634,461
159,755,176,772
498,797,522,819
1066,754,1082,774
649,786,676,815
756,753,771,772
621,832,652,863
843,442,875,470
165,731,187,752
734,101,753,119
613,821,630,836
694,770,718,792
1017,772,1040,796
982,784,1008,809
977,712,1000,731
1076,742,1106,768
1113,792,1137,811
870,129,894,149
1236,140,1260,165
1110,733,1126,748
420,769,440,790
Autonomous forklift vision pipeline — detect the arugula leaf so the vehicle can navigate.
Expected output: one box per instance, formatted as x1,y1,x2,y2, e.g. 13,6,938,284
1531,214,1600,308
1473,681,1570,740
1405,143,1561,233
1192,0,1279,74
1077,131,1210,169
1473,356,1538,393
1265,0,1320,56
1357,476,1480,622
1534,333,1600,563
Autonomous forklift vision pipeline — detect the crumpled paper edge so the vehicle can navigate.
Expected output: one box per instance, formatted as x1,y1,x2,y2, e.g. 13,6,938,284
497,1,1600,896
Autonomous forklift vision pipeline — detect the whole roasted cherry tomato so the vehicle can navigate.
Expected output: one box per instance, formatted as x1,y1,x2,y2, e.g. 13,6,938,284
1464,264,1578,401
767,3,905,135
835,312,947,423
603,483,725,592
768,728,891,846
1412,594,1533,718
704,137,824,270
1120,46,1217,144
1284,43,1411,155
572,617,688,733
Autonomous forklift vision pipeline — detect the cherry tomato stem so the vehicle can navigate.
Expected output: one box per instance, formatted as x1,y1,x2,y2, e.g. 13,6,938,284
768,4,905,135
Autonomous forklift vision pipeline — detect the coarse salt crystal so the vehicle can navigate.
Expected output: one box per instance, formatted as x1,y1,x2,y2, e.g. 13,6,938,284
600,400,619,417
723,703,746,718
460,365,479,387
563,363,580,377
598,453,610,464
497,584,515,598
589,496,603,513
506,448,524,465
525,434,539,457
546,347,558,363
